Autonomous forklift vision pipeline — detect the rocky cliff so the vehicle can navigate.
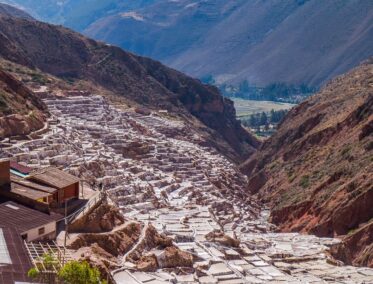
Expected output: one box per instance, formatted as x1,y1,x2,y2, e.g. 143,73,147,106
0,68,47,139
241,60,373,267
0,12,259,162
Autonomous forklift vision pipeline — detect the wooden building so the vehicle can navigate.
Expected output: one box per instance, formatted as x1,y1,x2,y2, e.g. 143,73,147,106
28,167,80,205
0,159,80,212
0,201,62,242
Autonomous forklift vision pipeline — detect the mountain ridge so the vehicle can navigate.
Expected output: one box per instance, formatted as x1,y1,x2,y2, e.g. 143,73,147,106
4,0,372,88
0,8,259,162
240,59,373,267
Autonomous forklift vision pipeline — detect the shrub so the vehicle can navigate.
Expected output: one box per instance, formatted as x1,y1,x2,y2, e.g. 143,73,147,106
58,260,107,284
299,175,310,189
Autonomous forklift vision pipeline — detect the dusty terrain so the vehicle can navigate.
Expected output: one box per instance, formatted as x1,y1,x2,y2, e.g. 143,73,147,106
0,68,47,138
241,60,373,268
1,90,373,283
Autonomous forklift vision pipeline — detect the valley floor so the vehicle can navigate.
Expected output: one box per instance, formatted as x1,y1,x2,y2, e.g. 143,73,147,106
1,93,373,283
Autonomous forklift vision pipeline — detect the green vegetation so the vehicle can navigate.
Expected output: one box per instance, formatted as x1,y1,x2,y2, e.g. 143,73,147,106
299,175,310,189
241,109,288,128
232,98,294,117
240,108,289,137
216,79,317,103
287,170,296,183
27,253,107,284
31,73,48,84
0,91,11,113
59,261,107,284
0,92,8,108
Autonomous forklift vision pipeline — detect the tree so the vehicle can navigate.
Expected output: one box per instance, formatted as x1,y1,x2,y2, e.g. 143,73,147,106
239,80,250,94
28,257,107,284
58,261,107,284
27,252,59,283
260,112,268,125
249,114,257,127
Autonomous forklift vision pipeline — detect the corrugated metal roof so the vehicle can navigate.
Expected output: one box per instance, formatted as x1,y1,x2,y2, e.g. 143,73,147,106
0,202,62,233
28,167,79,189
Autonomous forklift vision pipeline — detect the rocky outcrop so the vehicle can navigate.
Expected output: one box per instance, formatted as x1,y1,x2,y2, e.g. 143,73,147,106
205,230,240,248
156,246,194,269
330,221,373,268
127,225,173,263
240,60,373,266
0,69,47,139
0,15,259,162
70,222,141,256
69,202,125,233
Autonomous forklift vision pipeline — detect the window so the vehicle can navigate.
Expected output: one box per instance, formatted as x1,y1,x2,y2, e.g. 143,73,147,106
38,227,45,235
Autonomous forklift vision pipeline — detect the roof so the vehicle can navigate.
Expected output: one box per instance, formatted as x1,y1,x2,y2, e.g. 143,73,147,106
11,175,57,194
0,227,33,283
9,162,33,175
28,167,80,189
10,183,51,201
0,202,63,233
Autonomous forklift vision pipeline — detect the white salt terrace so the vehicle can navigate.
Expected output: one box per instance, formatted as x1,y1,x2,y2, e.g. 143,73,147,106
1,93,373,284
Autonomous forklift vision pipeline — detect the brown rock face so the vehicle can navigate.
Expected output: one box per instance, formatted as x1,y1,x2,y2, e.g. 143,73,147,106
127,225,173,263
330,221,373,268
0,69,47,138
70,222,141,256
205,230,240,248
137,255,159,272
157,246,194,269
69,202,125,233
0,15,259,162
240,60,373,266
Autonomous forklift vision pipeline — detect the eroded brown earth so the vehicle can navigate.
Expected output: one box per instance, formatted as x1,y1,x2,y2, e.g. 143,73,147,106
1,92,373,283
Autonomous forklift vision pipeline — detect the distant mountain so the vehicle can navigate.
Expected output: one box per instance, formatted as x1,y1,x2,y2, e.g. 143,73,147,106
0,0,156,30
0,2,33,19
85,0,373,88
240,59,373,267
5,0,372,89
0,7,259,162
3,0,373,87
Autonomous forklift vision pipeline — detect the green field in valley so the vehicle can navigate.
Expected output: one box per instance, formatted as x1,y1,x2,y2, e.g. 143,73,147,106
232,98,296,118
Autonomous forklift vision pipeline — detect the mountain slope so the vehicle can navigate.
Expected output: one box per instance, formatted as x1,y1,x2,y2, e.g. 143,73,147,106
240,60,373,267
0,2,33,19
85,0,373,87
0,11,259,162
5,0,372,88
0,68,47,138
170,0,373,87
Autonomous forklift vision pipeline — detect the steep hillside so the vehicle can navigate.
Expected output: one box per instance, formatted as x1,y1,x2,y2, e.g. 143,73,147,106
0,68,47,138
5,0,372,88
171,0,373,87
0,2,33,19
240,60,373,267
84,0,372,87
1,0,155,30
0,13,259,162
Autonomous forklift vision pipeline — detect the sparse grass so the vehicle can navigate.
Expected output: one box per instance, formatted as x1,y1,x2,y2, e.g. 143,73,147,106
299,175,310,189
348,227,359,235
31,73,48,84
